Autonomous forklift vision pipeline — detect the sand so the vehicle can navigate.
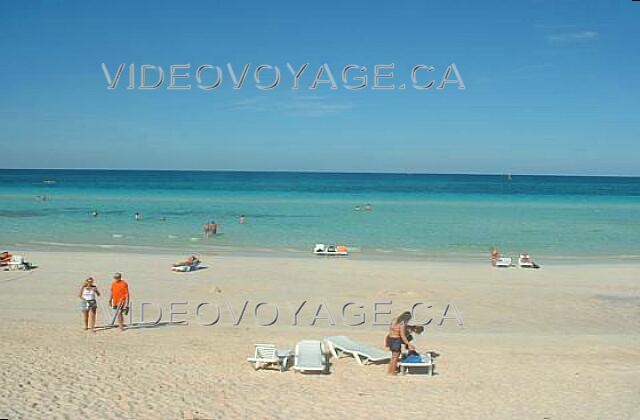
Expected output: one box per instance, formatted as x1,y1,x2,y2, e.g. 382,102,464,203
1,250,639,419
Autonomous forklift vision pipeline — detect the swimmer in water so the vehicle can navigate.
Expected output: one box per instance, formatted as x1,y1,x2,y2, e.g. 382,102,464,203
203,221,218,238
365,203,372,211
91,210,99,218
134,212,142,221
239,215,246,224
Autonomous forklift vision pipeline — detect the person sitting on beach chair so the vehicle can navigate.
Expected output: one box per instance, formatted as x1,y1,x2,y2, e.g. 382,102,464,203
0,251,11,266
490,247,500,266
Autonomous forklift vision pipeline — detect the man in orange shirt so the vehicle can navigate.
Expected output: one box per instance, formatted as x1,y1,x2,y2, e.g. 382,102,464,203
110,272,130,331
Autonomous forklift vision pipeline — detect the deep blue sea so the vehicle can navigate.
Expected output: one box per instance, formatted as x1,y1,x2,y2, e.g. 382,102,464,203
1,169,639,258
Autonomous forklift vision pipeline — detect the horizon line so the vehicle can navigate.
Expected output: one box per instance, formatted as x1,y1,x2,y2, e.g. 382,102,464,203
1,167,639,178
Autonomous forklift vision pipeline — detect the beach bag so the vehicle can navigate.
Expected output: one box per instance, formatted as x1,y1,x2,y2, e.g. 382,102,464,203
403,353,423,364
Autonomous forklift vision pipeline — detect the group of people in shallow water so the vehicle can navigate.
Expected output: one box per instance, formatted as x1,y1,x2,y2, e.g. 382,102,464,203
78,273,129,333
354,203,373,211
88,211,249,237
90,211,143,220
203,215,246,238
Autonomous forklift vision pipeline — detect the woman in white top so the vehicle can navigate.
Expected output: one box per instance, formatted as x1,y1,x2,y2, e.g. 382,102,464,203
78,277,100,332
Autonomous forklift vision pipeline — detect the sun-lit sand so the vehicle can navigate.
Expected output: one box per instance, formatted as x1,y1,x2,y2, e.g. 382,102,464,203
1,250,639,419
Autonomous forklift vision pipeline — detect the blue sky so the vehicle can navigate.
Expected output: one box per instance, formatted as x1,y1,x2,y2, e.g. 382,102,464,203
0,0,638,175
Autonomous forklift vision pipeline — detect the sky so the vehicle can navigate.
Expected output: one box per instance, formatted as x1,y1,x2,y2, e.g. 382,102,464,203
0,0,639,175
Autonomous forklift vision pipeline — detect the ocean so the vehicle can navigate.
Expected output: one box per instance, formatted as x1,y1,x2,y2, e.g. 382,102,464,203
1,169,639,259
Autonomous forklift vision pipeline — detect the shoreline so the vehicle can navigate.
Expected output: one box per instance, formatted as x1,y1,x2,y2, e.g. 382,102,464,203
6,242,640,265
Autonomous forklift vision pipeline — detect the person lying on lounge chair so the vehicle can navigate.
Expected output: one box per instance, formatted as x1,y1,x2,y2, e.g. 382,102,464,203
0,252,11,266
173,256,200,267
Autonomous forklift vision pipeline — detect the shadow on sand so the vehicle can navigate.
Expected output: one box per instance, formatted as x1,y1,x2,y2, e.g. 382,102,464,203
94,320,187,332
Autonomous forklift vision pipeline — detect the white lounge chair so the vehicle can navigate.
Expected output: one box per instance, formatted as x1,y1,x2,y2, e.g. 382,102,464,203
247,343,292,372
325,336,391,366
494,257,512,267
313,244,348,256
171,261,201,272
293,340,328,373
398,353,434,375
7,255,31,271
518,254,540,269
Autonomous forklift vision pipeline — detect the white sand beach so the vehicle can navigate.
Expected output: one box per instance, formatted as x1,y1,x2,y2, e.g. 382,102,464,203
1,250,639,419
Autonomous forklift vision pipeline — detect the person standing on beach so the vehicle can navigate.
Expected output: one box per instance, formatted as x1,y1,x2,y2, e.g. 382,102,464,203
79,277,100,332
384,311,415,375
110,273,129,331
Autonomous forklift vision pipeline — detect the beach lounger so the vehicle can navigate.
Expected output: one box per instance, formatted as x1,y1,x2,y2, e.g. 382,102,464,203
247,343,292,372
293,340,328,373
171,261,201,272
494,257,512,267
398,353,434,375
7,255,31,271
313,244,348,256
518,254,540,269
325,336,391,366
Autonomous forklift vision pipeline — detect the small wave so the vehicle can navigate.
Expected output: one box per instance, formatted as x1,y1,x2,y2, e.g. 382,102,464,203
112,234,124,239
28,240,77,247
285,248,304,253
27,240,125,249
0,209,52,218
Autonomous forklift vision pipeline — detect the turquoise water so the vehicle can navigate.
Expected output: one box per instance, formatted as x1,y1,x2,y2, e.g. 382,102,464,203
1,170,639,258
